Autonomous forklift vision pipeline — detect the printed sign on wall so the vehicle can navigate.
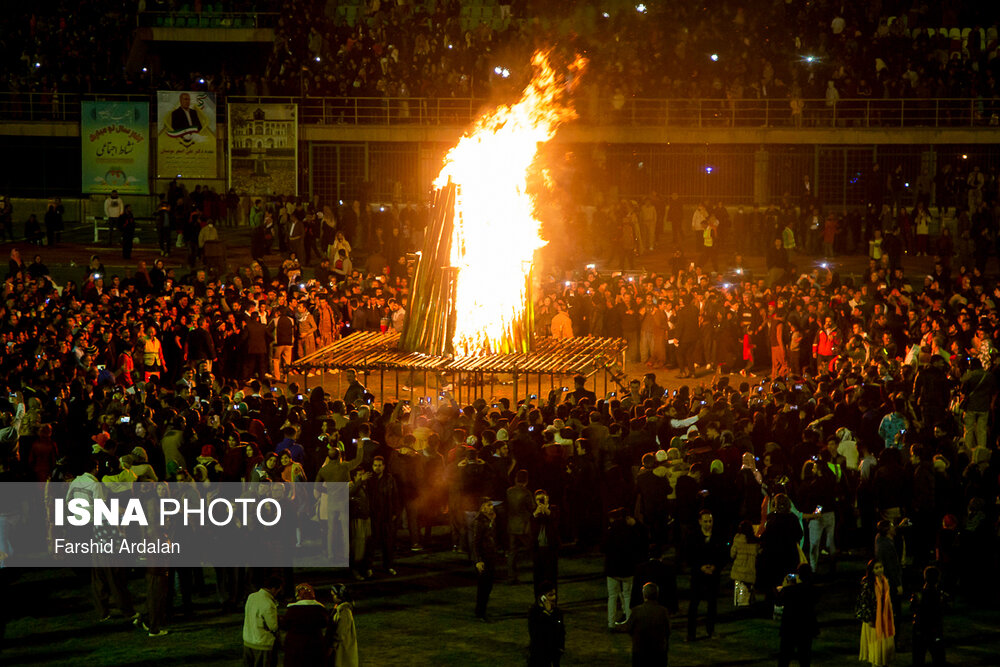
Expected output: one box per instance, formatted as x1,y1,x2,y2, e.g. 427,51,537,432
81,101,150,193
156,91,217,178
228,103,298,196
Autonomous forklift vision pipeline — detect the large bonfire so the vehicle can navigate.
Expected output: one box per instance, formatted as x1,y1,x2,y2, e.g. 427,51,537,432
433,51,585,356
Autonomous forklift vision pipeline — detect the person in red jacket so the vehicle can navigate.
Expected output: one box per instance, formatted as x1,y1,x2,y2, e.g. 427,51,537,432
812,316,842,374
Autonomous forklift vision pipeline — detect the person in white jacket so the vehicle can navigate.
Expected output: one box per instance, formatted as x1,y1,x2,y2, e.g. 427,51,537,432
104,190,124,244
242,577,282,666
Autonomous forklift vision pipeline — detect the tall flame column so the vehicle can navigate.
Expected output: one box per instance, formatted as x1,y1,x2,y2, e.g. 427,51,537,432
402,51,584,357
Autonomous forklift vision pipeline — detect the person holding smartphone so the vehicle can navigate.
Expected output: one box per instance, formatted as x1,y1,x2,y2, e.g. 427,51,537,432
528,582,565,667
798,460,838,573
776,563,818,666
531,490,560,599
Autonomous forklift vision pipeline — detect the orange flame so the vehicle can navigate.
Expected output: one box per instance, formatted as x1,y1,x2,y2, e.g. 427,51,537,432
434,51,586,355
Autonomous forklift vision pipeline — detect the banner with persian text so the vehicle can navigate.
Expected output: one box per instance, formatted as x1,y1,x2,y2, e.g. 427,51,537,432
156,90,218,179
81,101,150,194
228,103,298,196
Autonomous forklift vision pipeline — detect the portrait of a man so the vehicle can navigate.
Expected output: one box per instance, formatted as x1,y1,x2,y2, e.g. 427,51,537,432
170,92,203,133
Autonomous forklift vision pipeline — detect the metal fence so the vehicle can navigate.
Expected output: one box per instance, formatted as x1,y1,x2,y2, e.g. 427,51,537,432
2,93,999,128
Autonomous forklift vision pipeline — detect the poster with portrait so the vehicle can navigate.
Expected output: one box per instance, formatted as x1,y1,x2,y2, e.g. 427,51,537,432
81,101,150,194
156,90,217,178
227,103,298,196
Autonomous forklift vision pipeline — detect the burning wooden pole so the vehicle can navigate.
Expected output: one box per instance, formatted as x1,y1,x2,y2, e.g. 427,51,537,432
401,182,458,356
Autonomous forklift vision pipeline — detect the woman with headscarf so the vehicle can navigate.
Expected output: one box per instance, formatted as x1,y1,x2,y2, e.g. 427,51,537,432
283,583,328,667
730,520,759,609
326,584,358,667
280,450,308,484
261,452,281,482
247,418,271,454
244,442,264,483
858,559,896,666
329,231,352,265
84,254,105,281
221,431,247,482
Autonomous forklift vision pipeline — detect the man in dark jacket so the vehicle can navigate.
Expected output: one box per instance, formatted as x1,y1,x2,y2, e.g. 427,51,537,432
911,566,945,667
367,456,400,576
909,445,936,569
634,453,672,548
471,497,499,621
623,582,671,667
240,309,271,382
639,373,665,403
270,307,295,382
912,356,949,430
507,470,535,584
766,237,789,287
687,509,727,641
674,295,700,378
187,316,217,372
343,368,368,407
528,582,565,667
566,374,597,406
603,509,647,630
959,357,995,451
776,563,818,667
530,489,560,597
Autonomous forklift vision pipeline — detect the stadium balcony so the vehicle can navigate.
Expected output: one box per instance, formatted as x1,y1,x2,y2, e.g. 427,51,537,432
136,10,280,30
130,9,278,55
2,93,998,146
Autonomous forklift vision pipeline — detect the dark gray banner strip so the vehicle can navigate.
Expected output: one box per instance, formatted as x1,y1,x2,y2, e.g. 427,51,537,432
0,482,348,568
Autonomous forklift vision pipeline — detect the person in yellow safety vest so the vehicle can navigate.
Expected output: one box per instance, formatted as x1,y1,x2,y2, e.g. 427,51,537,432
699,215,718,272
781,221,796,251
869,229,883,261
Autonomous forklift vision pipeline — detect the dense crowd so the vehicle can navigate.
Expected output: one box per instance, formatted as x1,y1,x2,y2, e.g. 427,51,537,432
0,166,999,665
3,0,1000,120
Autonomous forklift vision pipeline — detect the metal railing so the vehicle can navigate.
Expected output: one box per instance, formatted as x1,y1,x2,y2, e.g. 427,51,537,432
136,11,280,29
1,93,998,129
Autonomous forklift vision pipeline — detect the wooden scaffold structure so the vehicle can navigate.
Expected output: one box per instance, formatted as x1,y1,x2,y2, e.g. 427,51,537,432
292,331,628,405
291,180,628,403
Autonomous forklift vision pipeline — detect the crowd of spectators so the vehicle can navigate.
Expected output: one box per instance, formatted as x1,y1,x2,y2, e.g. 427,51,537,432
264,0,506,98
2,0,1000,120
1,162,1000,663
574,0,1000,108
